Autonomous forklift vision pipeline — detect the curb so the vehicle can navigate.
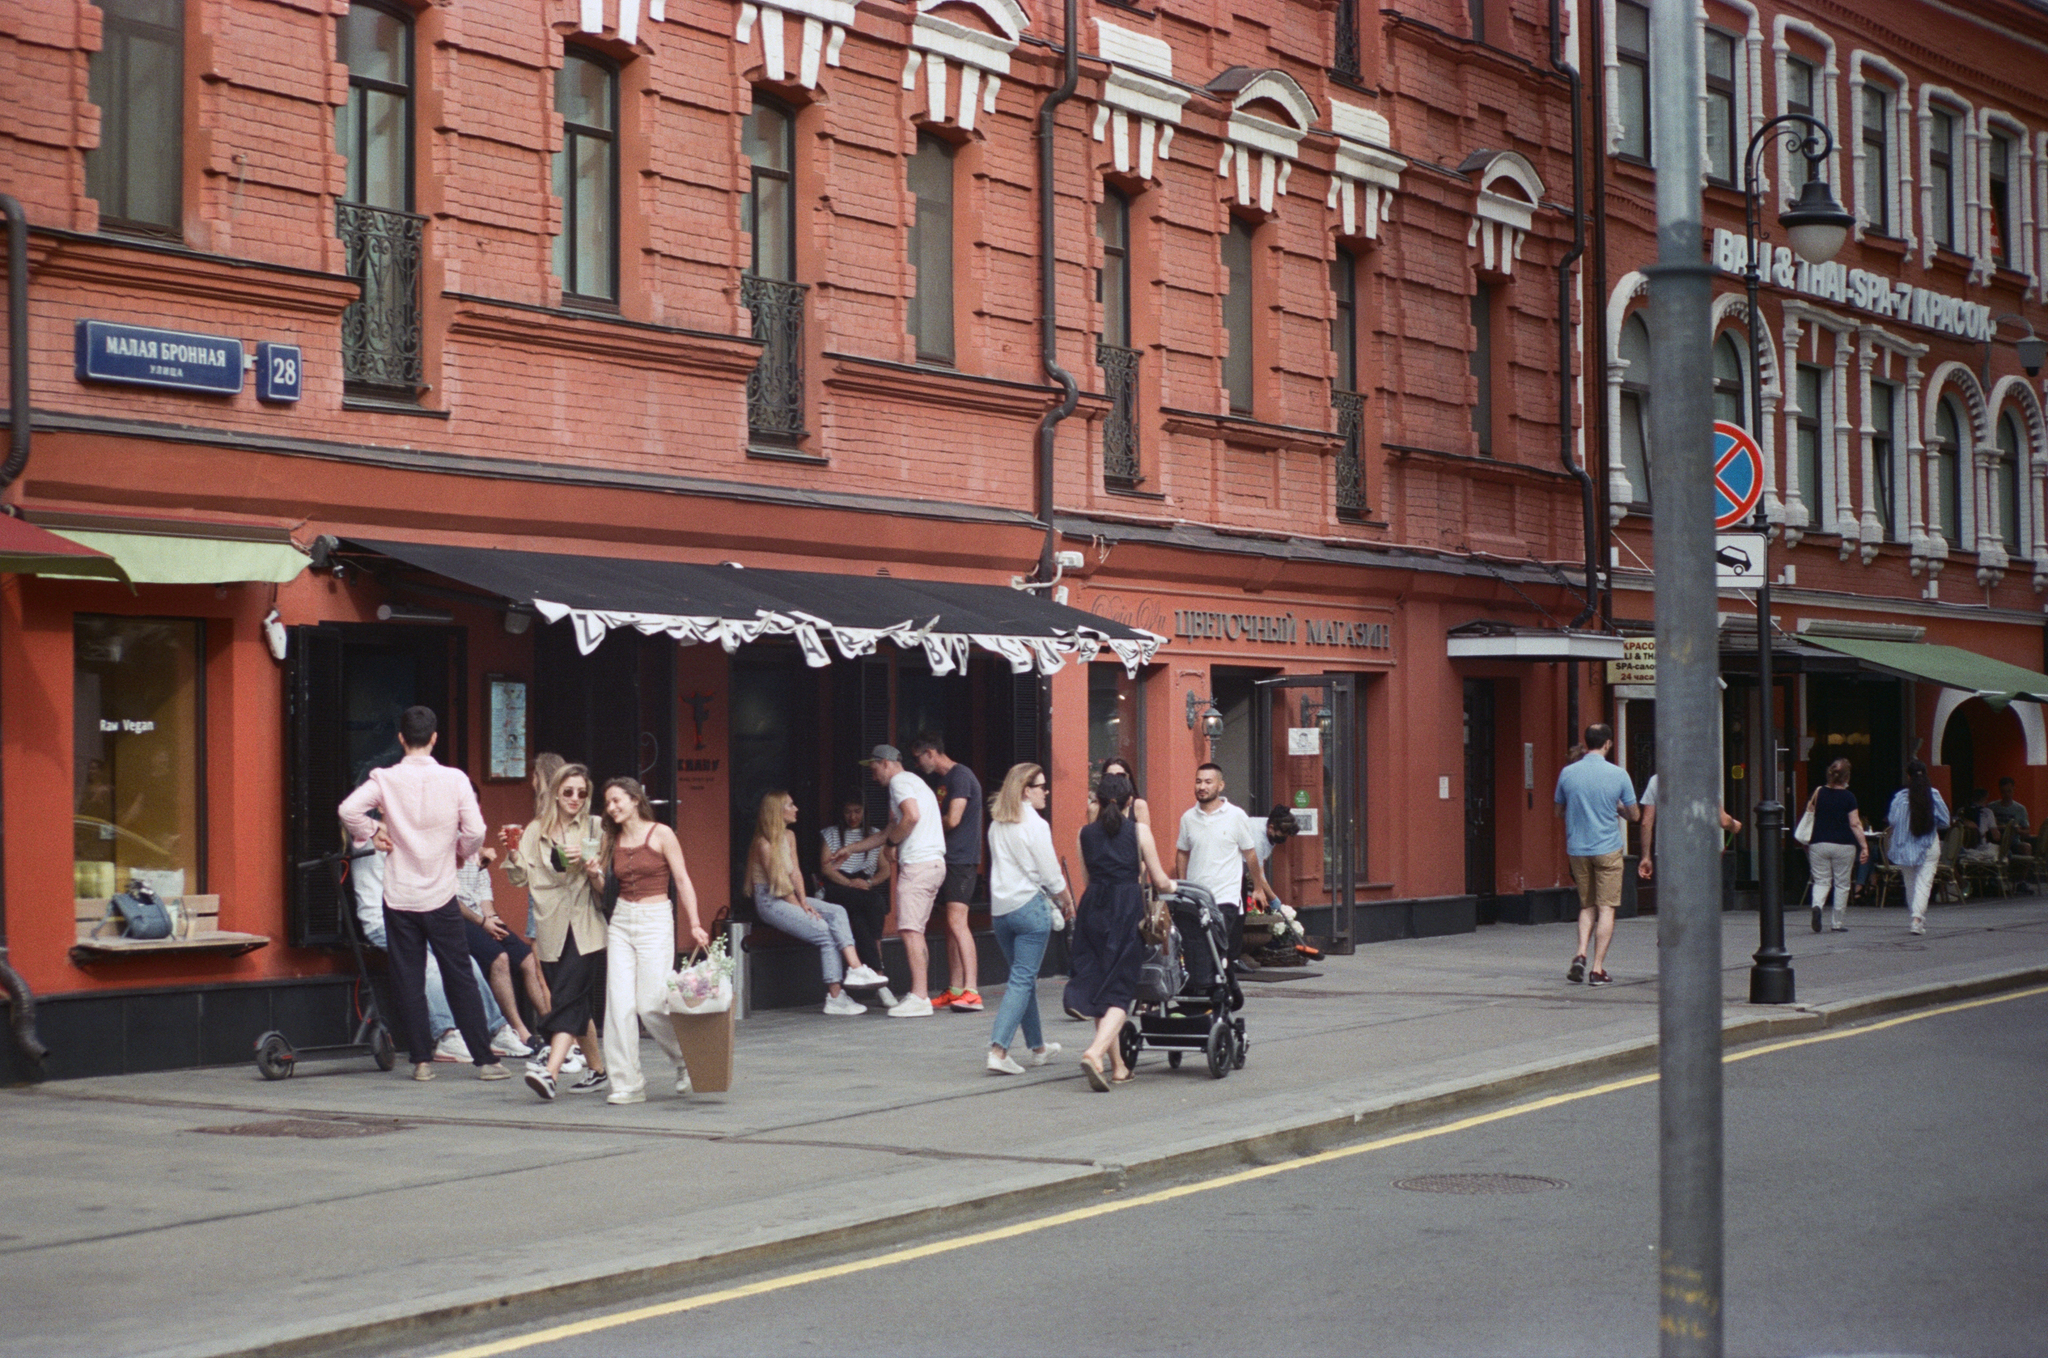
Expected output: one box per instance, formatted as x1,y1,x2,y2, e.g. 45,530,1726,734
206,962,2048,1358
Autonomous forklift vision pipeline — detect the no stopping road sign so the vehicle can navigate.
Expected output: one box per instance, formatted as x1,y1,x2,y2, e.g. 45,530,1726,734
1713,421,1764,530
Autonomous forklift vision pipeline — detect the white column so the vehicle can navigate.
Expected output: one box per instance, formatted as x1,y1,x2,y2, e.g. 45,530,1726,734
1779,316,1807,541
1857,336,1882,559
1832,339,1858,557
1904,355,1927,565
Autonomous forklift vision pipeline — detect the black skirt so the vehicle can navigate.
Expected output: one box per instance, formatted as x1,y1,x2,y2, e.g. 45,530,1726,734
537,930,606,1037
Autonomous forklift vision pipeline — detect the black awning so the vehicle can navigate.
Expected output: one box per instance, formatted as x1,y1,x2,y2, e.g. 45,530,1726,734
345,539,1163,675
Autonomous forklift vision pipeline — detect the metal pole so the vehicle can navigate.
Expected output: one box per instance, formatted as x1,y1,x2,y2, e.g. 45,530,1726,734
1646,0,1722,1350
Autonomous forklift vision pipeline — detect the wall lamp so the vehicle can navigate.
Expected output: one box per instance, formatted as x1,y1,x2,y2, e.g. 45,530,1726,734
502,604,535,636
1185,691,1225,740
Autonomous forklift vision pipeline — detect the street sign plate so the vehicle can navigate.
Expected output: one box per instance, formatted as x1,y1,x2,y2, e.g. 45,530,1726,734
1714,532,1767,588
1712,421,1764,529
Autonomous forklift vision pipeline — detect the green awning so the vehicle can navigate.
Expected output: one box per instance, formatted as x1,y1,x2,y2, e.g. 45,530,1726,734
44,529,308,585
1804,637,2048,707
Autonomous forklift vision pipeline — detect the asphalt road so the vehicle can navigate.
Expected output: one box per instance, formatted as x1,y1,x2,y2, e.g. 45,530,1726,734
417,989,2048,1358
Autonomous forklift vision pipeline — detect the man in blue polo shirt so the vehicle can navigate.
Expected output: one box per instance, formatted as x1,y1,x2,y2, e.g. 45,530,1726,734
1554,723,1640,987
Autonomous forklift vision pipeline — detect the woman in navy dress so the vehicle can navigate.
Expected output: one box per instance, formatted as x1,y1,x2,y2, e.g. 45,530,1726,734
1066,774,1175,1091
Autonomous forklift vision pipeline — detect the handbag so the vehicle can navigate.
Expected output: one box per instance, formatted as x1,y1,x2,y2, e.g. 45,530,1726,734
1793,792,1817,846
1136,926,1186,1005
105,881,173,940
1140,892,1173,947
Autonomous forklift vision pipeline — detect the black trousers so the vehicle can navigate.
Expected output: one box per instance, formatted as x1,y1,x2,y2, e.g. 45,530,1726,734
385,899,496,1066
822,881,890,974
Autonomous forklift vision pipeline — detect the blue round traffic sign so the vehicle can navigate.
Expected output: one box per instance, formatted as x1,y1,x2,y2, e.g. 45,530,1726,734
1712,421,1764,530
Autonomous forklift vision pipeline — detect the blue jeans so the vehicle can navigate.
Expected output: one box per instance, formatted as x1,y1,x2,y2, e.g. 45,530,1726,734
989,893,1053,1052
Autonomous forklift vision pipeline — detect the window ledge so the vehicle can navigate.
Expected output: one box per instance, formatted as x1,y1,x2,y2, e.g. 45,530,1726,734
747,443,827,465
1105,483,1166,501
70,932,271,964
344,395,449,419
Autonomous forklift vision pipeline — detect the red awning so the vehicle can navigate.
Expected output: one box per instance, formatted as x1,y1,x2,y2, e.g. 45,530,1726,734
0,514,130,582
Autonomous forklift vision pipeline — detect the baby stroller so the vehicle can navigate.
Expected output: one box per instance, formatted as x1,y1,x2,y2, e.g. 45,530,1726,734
1119,881,1248,1079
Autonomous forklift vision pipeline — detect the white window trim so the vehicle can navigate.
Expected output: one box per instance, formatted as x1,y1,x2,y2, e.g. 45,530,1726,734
1915,88,1971,267
1846,52,1913,250
1698,0,1762,189
1923,360,1993,577
1979,110,2034,285
1090,19,1190,184
1604,269,1651,518
1771,18,1838,216
728,0,861,90
1987,375,2048,587
1855,326,1929,565
1603,0,1648,158
1780,300,1859,553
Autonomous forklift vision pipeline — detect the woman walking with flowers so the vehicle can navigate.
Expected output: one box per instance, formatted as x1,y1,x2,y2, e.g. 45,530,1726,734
595,777,710,1105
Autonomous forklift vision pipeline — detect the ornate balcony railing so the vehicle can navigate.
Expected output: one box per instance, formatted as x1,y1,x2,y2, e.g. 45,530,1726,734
1332,0,1362,83
336,201,425,395
1334,388,1367,520
1098,340,1141,487
742,274,808,443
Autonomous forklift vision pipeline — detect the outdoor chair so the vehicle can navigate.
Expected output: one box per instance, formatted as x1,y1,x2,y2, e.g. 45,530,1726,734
1869,832,1902,910
1958,824,2013,900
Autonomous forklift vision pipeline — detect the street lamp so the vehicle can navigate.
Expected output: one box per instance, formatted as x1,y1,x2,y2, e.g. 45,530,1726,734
1743,114,1853,1007
1982,313,2046,388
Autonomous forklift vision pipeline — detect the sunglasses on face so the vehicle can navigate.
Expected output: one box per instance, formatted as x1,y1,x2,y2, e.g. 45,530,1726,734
561,788,587,800
1028,781,1048,790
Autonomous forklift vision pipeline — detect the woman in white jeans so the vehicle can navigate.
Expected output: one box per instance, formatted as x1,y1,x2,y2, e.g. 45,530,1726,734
1883,759,1951,936
747,792,891,1014
592,778,709,1105
1802,758,1868,933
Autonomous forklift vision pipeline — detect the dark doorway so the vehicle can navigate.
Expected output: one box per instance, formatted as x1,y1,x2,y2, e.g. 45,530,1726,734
1212,665,1276,810
1463,679,1496,900
531,622,676,820
728,646,822,908
1806,675,1905,826
1940,699,1976,811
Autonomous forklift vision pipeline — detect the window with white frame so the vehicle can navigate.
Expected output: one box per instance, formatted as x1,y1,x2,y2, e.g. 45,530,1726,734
1871,379,1897,541
1988,131,2014,270
1861,84,1892,236
1996,409,2023,551
1796,363,1828,528
1785,57,1818,188
1618,313,1652,506
1933,396,1966,545
1615,1,1650,161
1927,108,1956,252
1705,28,1739,185
1712,333,1746,426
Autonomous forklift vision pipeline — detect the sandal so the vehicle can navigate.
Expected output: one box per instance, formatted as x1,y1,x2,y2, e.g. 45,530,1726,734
1080,1053,1110,1093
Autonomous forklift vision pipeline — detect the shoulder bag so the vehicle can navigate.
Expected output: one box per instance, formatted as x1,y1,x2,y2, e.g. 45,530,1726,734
1792,790,1817,846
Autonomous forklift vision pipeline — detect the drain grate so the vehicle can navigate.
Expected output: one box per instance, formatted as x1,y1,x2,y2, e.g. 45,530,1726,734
1394,1173,1566,1195
194,1118,404,1140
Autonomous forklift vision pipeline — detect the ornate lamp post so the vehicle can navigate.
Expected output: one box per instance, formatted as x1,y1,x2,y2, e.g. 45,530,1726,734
1742,115,1854,1005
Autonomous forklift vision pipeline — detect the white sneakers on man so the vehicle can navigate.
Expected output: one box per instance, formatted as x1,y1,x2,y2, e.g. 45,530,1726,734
489,1027,533,1058
433,1030,470,1062
887,993,935,1018
824,991,868,1016
1910,917,1926,935
842,964,890,989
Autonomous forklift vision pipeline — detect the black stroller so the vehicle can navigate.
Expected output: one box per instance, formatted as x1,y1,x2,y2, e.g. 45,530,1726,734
1119,881,1247,1079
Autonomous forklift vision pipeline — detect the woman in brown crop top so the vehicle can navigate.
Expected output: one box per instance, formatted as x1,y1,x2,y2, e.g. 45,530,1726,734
592,776,709,1105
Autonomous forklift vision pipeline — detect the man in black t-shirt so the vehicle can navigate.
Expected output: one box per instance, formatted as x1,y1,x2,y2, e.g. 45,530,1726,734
912,733,983,1013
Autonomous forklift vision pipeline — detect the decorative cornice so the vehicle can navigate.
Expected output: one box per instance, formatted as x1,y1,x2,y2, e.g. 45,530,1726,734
731,0,861,90
28,230,359,318
904,0,1026,130
823,351,1057,416
1090,20,1191,182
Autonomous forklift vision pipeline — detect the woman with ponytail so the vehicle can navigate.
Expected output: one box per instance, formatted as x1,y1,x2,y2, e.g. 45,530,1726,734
1064,773,1174,1091
1884,759,1950,936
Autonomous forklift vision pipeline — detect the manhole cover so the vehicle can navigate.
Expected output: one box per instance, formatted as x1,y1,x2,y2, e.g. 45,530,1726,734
194,1118,403,1140
1393,1173,1566,1195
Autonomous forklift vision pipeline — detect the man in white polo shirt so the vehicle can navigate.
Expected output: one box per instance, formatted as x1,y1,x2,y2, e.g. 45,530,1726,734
831,744,947,1018
1174,763,1275,968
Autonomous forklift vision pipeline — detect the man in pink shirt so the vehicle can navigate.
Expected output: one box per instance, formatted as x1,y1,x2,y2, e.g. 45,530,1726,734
339,705,508,1083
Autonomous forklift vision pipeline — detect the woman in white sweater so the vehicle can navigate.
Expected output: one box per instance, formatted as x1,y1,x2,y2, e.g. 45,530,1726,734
983,763,1074,1074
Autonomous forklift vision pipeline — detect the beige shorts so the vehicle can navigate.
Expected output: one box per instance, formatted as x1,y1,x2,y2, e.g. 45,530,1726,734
893,859,947,933
1568,850,1625,914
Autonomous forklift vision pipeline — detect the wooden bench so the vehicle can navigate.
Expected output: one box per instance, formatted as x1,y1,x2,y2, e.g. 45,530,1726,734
71,895,270,964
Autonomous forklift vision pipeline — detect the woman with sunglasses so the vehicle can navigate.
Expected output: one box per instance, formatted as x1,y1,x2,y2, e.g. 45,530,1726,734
501,763,610,1099
983,763,1073,1074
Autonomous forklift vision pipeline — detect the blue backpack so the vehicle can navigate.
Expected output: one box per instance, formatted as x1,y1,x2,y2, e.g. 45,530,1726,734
108,882,174,940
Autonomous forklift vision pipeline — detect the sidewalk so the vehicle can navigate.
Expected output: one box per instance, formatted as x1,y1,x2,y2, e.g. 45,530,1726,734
5,898,2046,1358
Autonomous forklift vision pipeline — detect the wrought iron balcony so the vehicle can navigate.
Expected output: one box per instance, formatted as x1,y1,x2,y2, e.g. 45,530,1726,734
742,273,808,443
336,201,425,395
1334,388,1367,520
1332,0,1362,83
1098,340,1141,487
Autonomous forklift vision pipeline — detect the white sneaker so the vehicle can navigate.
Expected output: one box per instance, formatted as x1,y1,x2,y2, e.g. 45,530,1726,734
842,964,890,989
675,1070,692,1095
1910,917,1926,935
877,987,899,1008
1030,1041,1062,1067
887,993,935,1018
489,1027,533,1058
606,1090,646,1105
987,1051,1026,1075
433,1030,470,1063
824,992,868,1016
561,1048,588,1074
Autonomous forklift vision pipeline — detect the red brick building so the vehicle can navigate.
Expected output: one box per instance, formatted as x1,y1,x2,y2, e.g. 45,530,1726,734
3,0,2040,1077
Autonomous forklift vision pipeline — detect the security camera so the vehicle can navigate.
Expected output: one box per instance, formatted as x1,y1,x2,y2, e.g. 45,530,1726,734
262,609,288,662
1054,550,1086,571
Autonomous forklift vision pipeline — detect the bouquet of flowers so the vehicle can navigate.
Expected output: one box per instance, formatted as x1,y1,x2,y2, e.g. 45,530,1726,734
1269,902,1307,946
665,936,736,1015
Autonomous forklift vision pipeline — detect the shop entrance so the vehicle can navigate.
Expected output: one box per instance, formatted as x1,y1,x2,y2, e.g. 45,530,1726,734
1252,674,1358,952
532,622,676,820
1463,679,1496,901
285,623,466,947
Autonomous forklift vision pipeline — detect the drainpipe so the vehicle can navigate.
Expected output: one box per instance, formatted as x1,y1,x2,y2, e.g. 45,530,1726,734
1550,0,1597,632
1587,0,1614,626
1030,0,1080,582
0,193,46,1078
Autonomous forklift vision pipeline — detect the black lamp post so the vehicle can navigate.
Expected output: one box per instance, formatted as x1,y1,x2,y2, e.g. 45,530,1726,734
1742,115,1853,1006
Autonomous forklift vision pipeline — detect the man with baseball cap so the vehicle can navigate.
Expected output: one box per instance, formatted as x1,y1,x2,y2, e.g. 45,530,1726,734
830,745,947,1017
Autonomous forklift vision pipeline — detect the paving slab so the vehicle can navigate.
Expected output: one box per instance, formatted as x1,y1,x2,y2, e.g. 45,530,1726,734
4,898,2045,1358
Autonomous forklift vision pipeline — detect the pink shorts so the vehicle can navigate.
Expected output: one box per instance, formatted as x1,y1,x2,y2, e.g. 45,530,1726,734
893,859,946,933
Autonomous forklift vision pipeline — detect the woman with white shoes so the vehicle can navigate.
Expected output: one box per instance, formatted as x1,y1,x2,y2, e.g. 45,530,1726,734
502,763,610,1100
747,792,891,1013
593,777,711,1106
1885,759,1950,936
983,763,1073,1074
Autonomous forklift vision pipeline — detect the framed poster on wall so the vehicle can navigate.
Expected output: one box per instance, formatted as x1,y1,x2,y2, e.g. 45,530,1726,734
486,676,528,781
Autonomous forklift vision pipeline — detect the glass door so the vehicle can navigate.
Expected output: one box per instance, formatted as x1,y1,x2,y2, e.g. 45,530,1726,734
1252,674,1357,953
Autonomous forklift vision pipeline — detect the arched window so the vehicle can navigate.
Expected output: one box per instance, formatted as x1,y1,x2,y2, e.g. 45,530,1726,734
1618,313,1652,507
1933,397,1965,545
1996,410,2024,553
1712,333,1746,427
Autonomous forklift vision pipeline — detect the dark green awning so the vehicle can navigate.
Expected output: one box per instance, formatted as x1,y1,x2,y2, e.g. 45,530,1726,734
1804,637,2048,707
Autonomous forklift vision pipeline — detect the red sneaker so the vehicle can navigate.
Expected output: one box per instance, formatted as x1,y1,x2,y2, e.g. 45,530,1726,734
949,989,985,1013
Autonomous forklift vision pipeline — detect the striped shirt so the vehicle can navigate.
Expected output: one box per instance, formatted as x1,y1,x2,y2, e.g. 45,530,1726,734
822,824,881,877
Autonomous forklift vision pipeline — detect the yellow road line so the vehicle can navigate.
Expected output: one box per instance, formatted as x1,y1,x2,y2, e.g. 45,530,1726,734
437,983,2046,1358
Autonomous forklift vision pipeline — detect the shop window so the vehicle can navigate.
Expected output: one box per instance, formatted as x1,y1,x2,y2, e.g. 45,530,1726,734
336,1,421,396
74,616,204,902
1704,28,1738,185
1221,218,1255,413
1711,332,1746,427
907,132,956,363
1996,410,2023,552
1988,133,2013,269
1871,379,1897,541
1795,363,1827,529
1618,312,1652,507
554,49,619,304
1927,108,1956,252
1861,85,1891,237
1614,1,1650,162
1784,57,1818,188
1087,664,1146,792
1934,396,1965,544
86,0,184,238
